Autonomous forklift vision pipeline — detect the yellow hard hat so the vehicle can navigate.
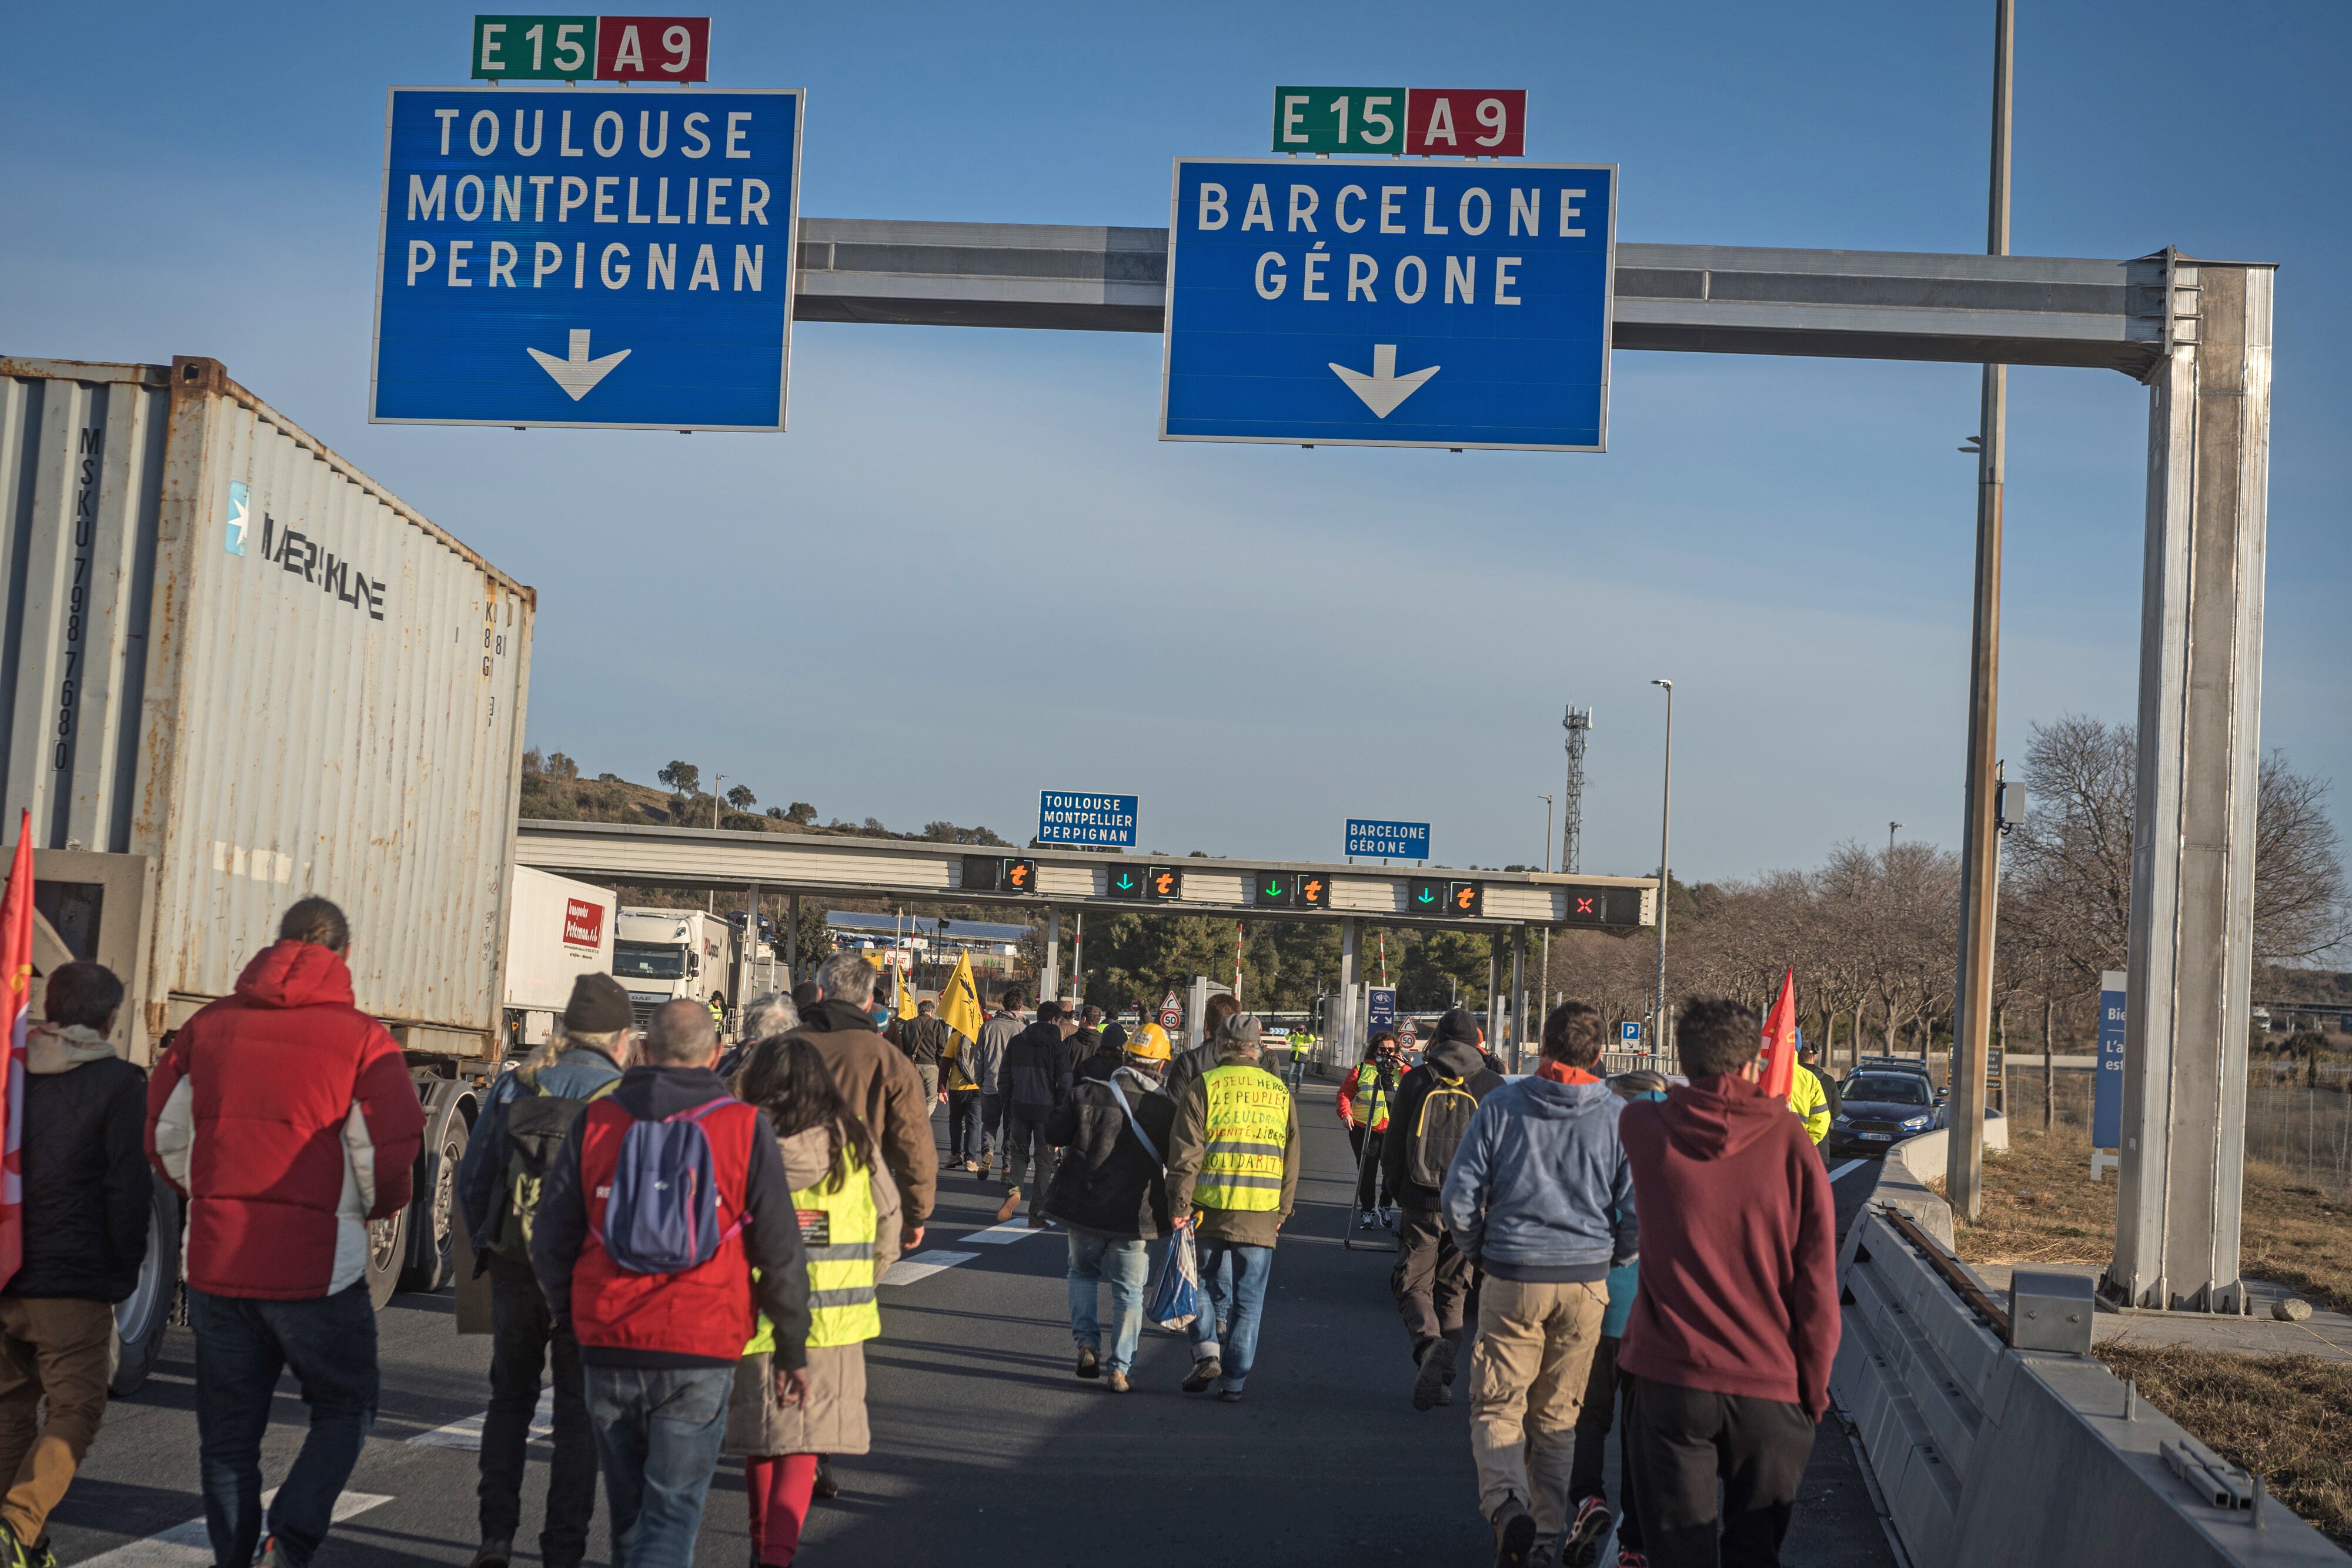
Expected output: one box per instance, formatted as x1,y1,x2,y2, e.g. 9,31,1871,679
1127,1022,1174,1061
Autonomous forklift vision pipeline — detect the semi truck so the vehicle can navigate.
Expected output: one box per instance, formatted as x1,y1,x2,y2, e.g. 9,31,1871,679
1,355,534,1393
614,906,737,1025
503,866,619,1050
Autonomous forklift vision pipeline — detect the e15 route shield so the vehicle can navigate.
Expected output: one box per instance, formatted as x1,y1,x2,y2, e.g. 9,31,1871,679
371,84,803,430
1160,157,1616,451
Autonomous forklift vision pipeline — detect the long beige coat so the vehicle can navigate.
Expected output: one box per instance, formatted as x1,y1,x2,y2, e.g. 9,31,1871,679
724,1125,900,1457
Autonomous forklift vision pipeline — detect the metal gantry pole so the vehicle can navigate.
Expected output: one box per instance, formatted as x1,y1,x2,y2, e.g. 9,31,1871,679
1338,918,1361,1064
1948,0,2016,1223
1511,927,1528,1074
785,894,799,984
1043,905,1061,1007
1651,680,1675,1061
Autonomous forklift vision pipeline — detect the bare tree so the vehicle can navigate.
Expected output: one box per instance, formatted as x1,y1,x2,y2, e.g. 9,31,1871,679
2254,750,2351,964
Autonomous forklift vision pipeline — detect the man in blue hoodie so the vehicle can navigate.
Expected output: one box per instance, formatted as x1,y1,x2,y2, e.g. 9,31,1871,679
1443,1001,1638,1568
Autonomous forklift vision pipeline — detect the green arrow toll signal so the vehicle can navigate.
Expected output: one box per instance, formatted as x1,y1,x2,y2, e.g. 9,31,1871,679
1115,874,1135,890
1416,887,1435,904
1265,880,1282,895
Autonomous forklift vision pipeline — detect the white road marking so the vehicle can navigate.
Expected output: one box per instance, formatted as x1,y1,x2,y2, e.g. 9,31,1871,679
883,1249,979,1285
408,1388,553,1450
1828,1159,1870,1182
78,1491,391,1568
960,1221,1047,1246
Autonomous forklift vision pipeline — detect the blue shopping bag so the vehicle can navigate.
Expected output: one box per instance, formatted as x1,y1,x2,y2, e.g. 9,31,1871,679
1148,1215,1203,1331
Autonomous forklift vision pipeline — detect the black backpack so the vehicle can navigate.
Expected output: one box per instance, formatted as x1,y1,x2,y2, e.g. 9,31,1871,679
487,1072,617,1263
1407,1071,1483,1189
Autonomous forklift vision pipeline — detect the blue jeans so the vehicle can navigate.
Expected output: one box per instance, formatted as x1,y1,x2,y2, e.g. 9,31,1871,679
979,1091,1011,1168
190,1283,378,1568
583,1364,734,1568
1065,1231,1150,1373
1196,1240,1274,1392
947,1088,983,1164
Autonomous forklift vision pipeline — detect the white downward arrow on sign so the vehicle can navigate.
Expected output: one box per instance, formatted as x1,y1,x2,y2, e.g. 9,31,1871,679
1329,343,1440,418
527,329,631,401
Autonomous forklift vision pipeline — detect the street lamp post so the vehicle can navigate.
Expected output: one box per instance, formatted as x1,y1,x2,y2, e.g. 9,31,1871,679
1538,794,1555,1032
708,774,727,912
1651,680,1674,1064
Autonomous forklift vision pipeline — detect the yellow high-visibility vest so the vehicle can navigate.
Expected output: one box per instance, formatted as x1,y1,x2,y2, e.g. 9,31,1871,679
1196,1064,1291,1212
746,1152,880,1353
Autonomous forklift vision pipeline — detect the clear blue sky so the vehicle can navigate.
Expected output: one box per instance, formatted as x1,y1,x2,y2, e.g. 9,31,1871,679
6,2,2345,881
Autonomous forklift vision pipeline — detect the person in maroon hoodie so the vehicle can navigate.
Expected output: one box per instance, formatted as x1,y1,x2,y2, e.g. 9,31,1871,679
1615,998,1838,1568
146,897,428,1568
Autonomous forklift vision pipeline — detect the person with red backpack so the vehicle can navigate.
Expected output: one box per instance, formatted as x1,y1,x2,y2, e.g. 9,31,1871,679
531,999,811,1568
1381,1008,1506,1412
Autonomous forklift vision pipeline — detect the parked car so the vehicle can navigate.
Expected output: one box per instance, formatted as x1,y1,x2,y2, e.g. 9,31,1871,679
1826,1068,1944,1158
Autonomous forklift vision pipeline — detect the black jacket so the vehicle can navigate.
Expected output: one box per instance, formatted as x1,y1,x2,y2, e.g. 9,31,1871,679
531,1064,812,1370
1073,1045,1121,1085
7,1036,151,1302
1161,1039,1218,1109
1382,1035,1507,1210
1042,1068,1175,1239
900,1012,950,1067
1002,1021,1071,1113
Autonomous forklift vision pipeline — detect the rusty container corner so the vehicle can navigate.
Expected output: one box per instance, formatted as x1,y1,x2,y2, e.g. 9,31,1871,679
0,352,536,1066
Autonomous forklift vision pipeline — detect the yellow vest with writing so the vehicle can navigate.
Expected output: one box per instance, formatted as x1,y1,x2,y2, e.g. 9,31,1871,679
1196,1065,1291,1212
744,1151,880,1353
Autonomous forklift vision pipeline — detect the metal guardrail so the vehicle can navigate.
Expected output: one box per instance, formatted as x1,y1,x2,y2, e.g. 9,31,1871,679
1833,1144,2348,1566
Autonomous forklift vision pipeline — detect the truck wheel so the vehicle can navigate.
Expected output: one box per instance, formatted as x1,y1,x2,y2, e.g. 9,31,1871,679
400,1107,469,1293
111,1185,182,1397
365,1207,407,1310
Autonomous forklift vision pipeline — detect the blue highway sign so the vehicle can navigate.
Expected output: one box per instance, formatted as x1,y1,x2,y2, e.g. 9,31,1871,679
1038,791,1138,848
1161,157,1616,451
1367,988,1398,1032
1347,818,1430,859
372,85,803,430
2093,972,2126,1149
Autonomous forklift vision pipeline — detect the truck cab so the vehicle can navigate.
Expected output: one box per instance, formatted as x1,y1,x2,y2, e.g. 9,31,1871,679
614,907,737,1028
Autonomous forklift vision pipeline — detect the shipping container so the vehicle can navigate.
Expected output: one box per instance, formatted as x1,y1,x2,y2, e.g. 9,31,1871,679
0,353,535,1380
504,864,617,1046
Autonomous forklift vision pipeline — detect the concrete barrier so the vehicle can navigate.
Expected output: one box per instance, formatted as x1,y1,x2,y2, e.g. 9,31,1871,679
1833,1128,2347,1566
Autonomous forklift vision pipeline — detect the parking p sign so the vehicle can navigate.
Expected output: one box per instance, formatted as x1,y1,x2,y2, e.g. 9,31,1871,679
1621,1021,1640,1045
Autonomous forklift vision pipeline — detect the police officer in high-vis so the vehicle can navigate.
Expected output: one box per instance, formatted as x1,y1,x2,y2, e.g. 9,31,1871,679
1166,1012,1302,1403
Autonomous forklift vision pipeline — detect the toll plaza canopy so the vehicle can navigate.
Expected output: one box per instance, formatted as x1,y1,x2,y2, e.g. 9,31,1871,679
514,818,1656,930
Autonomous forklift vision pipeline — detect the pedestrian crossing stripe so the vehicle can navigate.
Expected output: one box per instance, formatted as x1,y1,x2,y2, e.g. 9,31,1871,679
76,1491,391,1568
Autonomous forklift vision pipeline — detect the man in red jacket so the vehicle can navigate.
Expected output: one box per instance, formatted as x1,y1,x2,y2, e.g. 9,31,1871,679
1616,997,1838,1568
146,898,427,1568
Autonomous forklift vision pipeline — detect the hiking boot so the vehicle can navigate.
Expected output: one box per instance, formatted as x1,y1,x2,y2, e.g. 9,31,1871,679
962,1159,980,1174
1076,1346,1100,1379
27,1539,54,1568
469,1541,514,1568
995,1189,1021,1223
1412,1337,1456,1412
1104,1371,1132,1393
1215,1388,1244,1404
256,1537,292,1568
0,1523,31,1568
1491,1503,1537,1568
812,1456,840,1499
1615,1553,1648,1568
1182,1356,1222,1393
1562,1498,1614,1568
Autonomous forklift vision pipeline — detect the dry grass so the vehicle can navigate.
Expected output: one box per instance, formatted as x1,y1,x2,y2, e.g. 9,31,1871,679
2096,1345,2352,1548
1944,1122,2352,1314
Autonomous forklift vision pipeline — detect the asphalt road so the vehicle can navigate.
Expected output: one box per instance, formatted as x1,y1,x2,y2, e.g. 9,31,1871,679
51,1082,1900,1568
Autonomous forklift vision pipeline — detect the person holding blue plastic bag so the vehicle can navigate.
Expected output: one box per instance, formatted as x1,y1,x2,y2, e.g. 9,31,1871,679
532,999,812,1568
1043,1022,1179,1393
1165,1012,1301,1403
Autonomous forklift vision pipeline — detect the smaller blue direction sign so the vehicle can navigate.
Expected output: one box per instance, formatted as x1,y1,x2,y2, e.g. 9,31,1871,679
1038,791,1138,848
1347,819,1430,860
2092,970,2127,1149
1367,988,1398,1034
373,83,802,430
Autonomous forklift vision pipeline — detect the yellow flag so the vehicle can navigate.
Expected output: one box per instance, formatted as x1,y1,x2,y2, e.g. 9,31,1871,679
897,960,918,1021
939,950,984,1047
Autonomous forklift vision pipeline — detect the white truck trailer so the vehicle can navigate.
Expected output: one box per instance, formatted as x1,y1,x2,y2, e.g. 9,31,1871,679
503,866,618,1049
614,907,737,1025
1,355,534,1391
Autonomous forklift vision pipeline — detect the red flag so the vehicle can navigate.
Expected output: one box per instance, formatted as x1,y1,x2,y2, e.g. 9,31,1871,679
0,810,32,1289
1761,967,1798,1099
